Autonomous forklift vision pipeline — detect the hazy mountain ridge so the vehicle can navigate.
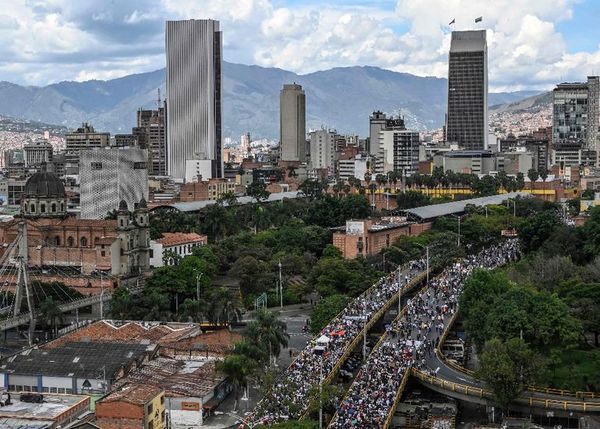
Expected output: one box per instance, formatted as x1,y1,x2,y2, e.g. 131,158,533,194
0,63,542,140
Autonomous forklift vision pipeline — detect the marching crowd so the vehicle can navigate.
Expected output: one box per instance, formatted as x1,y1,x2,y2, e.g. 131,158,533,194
250,259,427,425
329,239,520,428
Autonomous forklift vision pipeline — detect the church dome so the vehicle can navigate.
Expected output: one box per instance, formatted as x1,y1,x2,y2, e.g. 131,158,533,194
24,170,66,198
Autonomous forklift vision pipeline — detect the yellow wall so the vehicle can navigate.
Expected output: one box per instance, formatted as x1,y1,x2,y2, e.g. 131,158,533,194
145,392,166,429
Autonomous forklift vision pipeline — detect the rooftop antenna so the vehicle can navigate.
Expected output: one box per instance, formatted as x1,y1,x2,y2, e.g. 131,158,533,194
157,88,161,108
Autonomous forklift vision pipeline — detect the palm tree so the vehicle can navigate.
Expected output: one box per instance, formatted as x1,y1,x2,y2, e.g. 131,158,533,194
39,297,63,338
217,354,256,411
215,287,243,325
247,309,289,367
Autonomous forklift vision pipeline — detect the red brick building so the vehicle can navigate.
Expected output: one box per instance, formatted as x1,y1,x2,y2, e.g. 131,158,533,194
333,217,432,259
96,383,165,429
0,171,150,294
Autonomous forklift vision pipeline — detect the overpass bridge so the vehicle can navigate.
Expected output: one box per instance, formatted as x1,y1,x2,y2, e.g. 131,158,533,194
328,241,600,429
250,262,430,425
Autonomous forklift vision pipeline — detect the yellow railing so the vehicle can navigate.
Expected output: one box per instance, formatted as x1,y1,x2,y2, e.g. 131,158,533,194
301,268,429,421
328,281,428,427
412,369,600,413
435,312,600,401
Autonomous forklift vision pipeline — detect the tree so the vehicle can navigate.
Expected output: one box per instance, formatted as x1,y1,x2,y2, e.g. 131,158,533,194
539,167,548,183
562,282,600,346
217,354,257,411
517,210,559,253
246,309,289,366
246,181,270,202
581,206,600,258
217,191,238,207
310,294,349,334
300,179,326,200
515,172,525,191
39,297,63,337
396,190,432,209
476,337,543,413
110,287,133,320
527,168,539,190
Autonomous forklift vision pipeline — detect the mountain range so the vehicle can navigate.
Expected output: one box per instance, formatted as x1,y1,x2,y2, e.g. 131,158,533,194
0,62,544,140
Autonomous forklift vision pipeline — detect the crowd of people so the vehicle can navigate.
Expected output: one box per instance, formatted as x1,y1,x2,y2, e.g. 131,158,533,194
250,259,427,425
329,239,520,428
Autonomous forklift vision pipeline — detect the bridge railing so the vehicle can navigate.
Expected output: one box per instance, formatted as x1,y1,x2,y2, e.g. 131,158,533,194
435,310,600,401
328,280,429,427
412,368,600,413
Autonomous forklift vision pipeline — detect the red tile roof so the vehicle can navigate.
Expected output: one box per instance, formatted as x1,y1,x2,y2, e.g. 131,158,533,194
156,232,207,247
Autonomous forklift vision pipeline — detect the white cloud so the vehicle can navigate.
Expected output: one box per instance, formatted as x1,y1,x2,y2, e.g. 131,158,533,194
0,0,599,92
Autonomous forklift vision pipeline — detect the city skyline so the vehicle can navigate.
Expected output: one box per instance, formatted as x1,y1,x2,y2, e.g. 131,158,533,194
0,0,599,92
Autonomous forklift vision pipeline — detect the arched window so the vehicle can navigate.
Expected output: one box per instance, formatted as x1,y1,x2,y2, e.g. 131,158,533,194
60,203,64,212
80,237,88,247
54,236,60,246
30,204,35,213
51,203,56,212
40,204,46,213
67,236,74,247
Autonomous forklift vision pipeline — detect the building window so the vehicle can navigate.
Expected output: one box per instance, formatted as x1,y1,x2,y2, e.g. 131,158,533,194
61,203,64,212
80,237,87,247
149,249,154,258
54,236,60,246
30,203,35,212
101,251,106,257
51,203,56,212
67,236,74,247
147,403,153,414
91,162,103,170
40,204,46,213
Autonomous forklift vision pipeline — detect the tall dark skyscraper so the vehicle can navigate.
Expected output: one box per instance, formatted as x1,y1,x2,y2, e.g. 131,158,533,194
446,30,488,150
165,19,223,181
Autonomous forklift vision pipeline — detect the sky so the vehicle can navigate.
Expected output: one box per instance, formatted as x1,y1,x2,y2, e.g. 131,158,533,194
1,0,600,91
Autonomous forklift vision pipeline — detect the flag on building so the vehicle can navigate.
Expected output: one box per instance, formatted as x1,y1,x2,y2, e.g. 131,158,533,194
449,18,456,25
475,16,483,23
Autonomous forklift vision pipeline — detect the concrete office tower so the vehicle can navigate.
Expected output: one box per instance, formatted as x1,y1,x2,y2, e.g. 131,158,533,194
80,147,149,219
369,111,388,157
309,129,336,169
65,123,110,175
446,30,488,150
134,104,167,176
23,140,53,168
166,19,223,181
280,83,306,162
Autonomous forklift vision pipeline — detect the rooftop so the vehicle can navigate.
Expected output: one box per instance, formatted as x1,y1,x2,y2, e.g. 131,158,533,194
114,357,226,398
2,341,154,379
156,232,207,247
402,192,530,220
0,392,88,422
98,382,162,405
154,191,303,212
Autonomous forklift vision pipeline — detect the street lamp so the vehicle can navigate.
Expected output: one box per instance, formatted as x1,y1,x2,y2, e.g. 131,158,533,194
414,243,430,286
195,271,203,302
278,260,283,309
313,346,326,429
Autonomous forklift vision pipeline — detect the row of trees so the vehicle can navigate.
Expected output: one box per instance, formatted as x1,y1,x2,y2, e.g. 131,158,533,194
461,205,600,408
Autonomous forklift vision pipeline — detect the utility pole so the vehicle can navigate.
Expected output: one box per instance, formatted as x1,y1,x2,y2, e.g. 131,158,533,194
457,215,461,247
362,306,367,361
99,269,104,320
426,246,430,285
397,268,402,316
196,271,203,302
278,260,283,309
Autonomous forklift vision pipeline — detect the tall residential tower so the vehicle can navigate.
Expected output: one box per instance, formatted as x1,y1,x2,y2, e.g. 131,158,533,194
165,19,223,181
280,83,306,162
446,30,488,150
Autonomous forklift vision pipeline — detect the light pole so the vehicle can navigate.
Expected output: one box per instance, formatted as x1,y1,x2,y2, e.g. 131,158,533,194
278,260,283,309
195,271,203,302
313,347,325,429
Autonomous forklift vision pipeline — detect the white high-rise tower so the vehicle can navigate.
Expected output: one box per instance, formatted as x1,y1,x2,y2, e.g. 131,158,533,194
166,19,223,181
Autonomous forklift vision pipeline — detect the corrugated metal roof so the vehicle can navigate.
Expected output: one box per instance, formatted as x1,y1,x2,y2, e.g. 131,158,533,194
154,191,303,212
403,192,530,220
